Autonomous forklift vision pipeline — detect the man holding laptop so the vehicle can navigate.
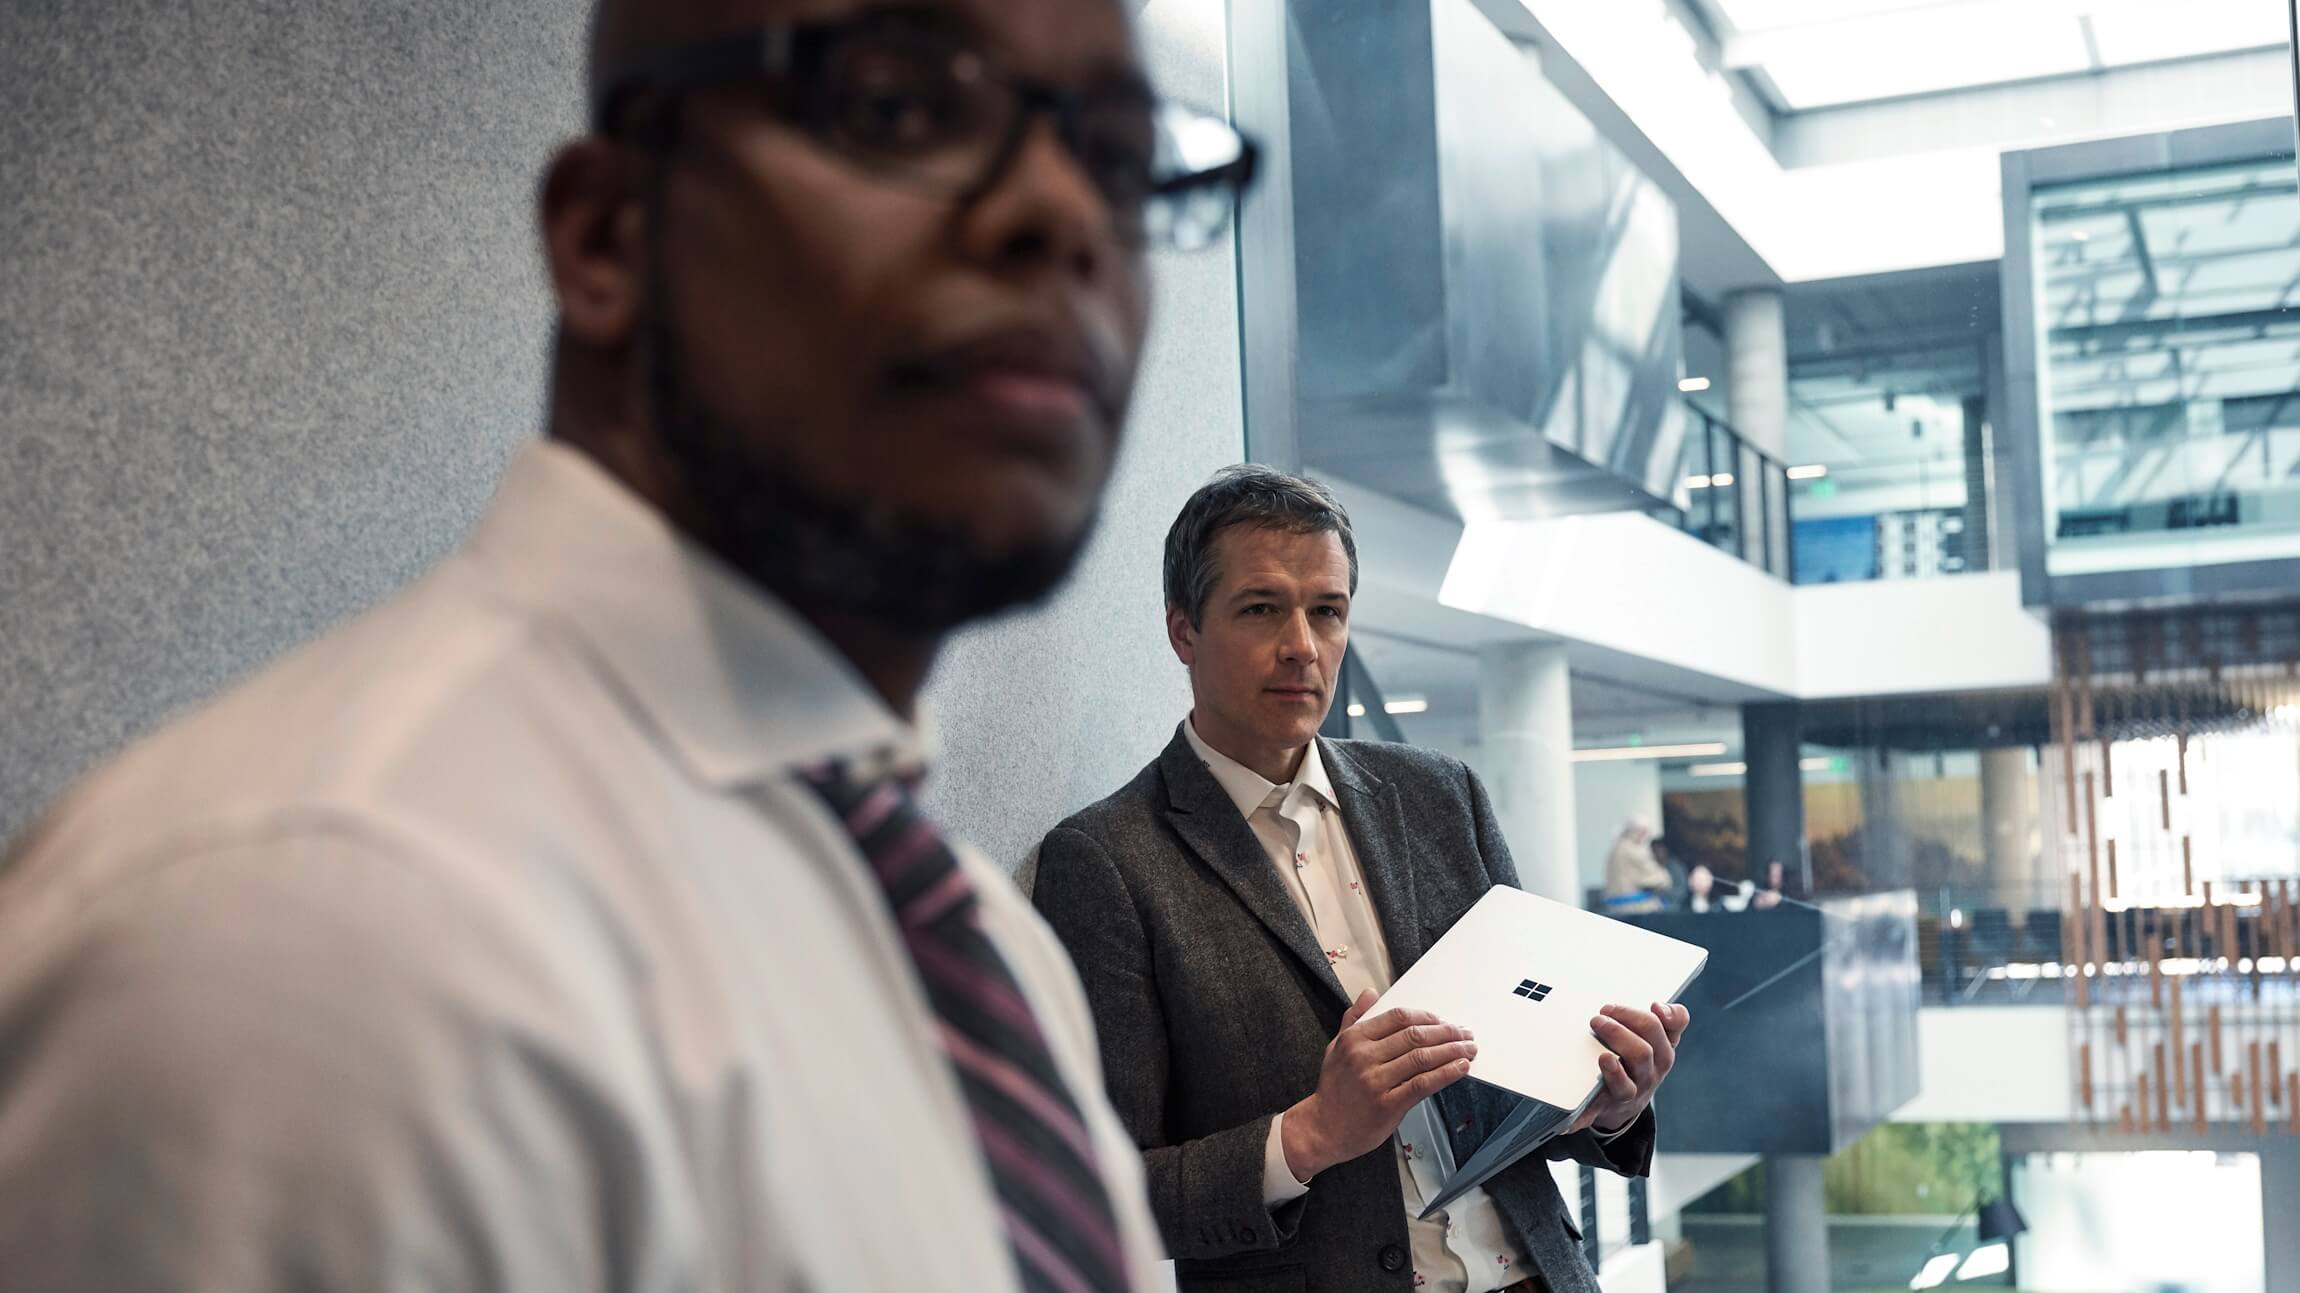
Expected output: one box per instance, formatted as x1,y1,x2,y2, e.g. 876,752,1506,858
1031,466,1692,1293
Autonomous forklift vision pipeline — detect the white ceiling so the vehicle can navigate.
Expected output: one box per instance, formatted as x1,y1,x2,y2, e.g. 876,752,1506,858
1346,628,1738,740
1507,0,2292,283
1705,0,2288,111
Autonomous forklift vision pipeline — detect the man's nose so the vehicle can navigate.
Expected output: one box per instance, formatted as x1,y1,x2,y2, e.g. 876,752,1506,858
1277,610,1319,663
956,115,1119,286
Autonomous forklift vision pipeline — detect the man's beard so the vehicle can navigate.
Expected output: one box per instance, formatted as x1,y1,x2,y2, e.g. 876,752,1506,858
639,305,1103,637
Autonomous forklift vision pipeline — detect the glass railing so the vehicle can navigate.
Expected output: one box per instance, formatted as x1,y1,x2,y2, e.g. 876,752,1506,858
1921,883,2074,1007
1652,400,1996,586
1652,404,1794,579
1923,880,2300,1008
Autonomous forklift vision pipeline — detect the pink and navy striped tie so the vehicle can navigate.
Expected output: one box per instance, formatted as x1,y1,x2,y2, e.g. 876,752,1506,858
803,762,1129,1293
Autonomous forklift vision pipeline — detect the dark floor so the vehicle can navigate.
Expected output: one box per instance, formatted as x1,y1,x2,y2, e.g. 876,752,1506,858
1672,1216,2001,1293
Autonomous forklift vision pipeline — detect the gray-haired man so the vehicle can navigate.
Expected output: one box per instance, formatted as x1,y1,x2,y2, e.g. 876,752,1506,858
1032,465,1690,1293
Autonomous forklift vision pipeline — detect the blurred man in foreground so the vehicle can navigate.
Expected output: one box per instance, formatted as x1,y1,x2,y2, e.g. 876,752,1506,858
0,0,1254,1287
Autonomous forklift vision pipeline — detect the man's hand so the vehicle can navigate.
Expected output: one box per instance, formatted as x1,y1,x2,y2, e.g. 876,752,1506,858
1566,1002,1691,1135
1282,989,1476,1181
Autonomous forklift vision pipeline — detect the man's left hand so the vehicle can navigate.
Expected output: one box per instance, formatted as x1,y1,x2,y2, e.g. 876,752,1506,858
1566,1002,1691,1136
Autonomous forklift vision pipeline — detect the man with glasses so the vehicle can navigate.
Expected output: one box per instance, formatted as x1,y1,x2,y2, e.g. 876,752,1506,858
0,1,1252,1289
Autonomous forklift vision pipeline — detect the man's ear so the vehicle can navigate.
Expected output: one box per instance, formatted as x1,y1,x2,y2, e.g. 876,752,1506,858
1166,605,1197,669
540,137,647,349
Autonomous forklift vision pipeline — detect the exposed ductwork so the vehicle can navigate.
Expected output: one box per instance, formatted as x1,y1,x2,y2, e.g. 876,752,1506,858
1279,0,1689,521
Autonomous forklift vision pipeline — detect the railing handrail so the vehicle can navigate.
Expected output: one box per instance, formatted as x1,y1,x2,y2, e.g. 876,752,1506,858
1685,401,1791,473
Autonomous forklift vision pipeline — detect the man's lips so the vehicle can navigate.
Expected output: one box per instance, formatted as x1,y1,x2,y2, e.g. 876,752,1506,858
892,323,1124,427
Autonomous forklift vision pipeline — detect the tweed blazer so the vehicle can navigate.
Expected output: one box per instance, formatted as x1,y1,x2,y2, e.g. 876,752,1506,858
1032,728,1654,1293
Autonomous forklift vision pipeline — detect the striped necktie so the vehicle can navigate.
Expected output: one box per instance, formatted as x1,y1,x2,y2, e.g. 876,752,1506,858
802,763,1129,1293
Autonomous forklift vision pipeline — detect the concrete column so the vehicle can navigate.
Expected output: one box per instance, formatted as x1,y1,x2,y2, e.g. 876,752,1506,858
1960,393,1993,570
1763,1154,1829,1293
1743,702,1806,893
1478,642,1580,906
1979,747,2037,909
1858,749,1913,891
1725,288,1790,463
2266,1142,2300,1293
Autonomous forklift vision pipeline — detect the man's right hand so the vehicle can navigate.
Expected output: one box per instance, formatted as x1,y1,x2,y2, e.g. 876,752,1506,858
1280,988,1477,1181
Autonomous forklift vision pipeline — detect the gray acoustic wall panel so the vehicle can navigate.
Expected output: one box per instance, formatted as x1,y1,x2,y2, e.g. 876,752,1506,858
923,0,1243,871
0,0,580,842
1284,0,1686,523
0,0,1245,865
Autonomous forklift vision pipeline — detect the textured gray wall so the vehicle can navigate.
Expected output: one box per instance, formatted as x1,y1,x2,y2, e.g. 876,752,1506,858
0,1,577,840
923,0,1243,869
0,0,1244,858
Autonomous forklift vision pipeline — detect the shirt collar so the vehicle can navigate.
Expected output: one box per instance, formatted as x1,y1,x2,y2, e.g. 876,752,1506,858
1180,716,1337,822
462,439,930,788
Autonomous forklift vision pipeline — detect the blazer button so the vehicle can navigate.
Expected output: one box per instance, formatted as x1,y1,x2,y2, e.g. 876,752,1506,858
1241,1226,1257,1245
1378,1243,1407,1272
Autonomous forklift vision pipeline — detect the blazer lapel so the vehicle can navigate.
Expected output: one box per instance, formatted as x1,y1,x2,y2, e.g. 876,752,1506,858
1158,729,1350,1007
1320,738,1430,972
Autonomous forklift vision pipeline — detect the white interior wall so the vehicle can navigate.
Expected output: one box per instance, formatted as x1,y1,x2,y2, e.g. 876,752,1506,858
1575,760,1665,898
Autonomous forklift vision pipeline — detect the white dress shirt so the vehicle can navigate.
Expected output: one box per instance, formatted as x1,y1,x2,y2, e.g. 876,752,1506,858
0,439,1167,1292
1180,720,1531,1293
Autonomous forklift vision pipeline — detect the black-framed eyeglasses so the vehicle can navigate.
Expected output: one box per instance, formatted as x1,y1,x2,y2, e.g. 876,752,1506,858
593,9,1260,253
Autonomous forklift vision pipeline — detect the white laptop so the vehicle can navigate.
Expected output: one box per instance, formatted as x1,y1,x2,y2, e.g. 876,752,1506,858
1367,884,1707,1215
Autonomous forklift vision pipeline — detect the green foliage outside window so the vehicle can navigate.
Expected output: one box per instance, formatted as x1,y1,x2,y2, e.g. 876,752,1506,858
1683,1123,2004,1216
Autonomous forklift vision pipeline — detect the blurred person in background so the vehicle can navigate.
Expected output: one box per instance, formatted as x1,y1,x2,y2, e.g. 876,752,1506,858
1682,864,1755,914
1751,858,1795,911
1650,833,1688,905
1601,818,1670,915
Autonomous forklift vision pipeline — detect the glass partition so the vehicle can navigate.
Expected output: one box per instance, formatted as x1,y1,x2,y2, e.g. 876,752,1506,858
1662,404,1794,580
2033,155,2300,579
1782,296,1995,586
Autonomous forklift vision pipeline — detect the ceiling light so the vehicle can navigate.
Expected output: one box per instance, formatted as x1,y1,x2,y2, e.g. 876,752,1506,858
1346,703,1366,718
1572,742,1730,763
1683,475,1714,490
1384,698,1429,716
1955,1242,2009,1281
1909,1252,1960,1290
2090,3,2287,67
1710,472,1736,488
1690,755,1839,775
1678,376,1712,393
1787,464,1829,481
1738,7,2090,111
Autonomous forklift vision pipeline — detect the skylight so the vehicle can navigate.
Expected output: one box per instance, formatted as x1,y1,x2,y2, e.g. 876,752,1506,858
1711,0,2289,110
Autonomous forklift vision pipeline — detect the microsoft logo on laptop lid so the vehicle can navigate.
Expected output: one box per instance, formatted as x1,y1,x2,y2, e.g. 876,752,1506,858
1512,979,1552,1002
